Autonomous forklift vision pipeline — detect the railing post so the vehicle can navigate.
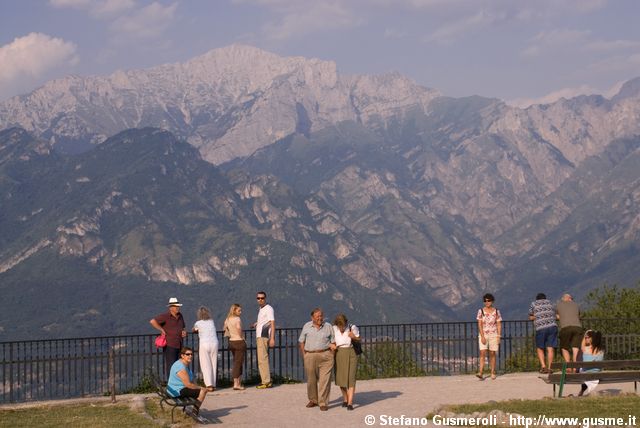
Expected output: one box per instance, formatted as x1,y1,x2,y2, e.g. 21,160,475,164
277,328,282,381
9,345,14,403
80,341,85,397
109,348,116,403
402,324,407,377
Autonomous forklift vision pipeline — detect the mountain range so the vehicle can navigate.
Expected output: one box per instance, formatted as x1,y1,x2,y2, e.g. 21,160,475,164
1,45,639,339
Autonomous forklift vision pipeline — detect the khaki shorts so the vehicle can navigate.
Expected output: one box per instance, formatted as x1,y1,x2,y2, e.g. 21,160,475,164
559,326,583,350
479,334,500,352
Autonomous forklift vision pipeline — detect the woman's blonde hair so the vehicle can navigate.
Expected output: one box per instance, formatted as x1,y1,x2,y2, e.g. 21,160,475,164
223,304,241,335
196,306,211,321
225,303,241,320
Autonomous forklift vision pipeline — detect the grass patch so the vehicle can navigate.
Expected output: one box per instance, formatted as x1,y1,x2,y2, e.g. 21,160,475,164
433,395,640,419
0,402,160,428
144,397,194,427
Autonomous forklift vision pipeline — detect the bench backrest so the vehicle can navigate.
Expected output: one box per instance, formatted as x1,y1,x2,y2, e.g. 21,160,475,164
550,360,640,370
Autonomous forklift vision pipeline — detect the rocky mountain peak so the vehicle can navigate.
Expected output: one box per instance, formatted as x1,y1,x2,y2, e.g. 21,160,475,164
0,45,442,164
612,77,640,102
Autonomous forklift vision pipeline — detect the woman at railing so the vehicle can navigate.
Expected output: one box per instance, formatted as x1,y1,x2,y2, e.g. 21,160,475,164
476,293,502,380
224,304,247,390
193,306,219,391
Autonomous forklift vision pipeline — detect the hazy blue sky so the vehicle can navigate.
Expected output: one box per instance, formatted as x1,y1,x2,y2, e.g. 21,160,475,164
2,0,640,106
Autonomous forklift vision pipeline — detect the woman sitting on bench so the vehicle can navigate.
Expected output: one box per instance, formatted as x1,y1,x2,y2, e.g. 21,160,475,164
167,347,211,412
579,330,605,396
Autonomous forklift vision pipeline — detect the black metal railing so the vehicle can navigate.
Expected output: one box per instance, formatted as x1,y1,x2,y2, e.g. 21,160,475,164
1,319,638,403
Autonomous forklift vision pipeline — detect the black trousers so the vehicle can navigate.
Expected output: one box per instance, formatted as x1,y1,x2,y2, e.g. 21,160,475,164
164,346,181,379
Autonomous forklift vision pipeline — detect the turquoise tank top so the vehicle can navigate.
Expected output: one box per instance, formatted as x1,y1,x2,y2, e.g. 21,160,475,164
581,351,603,372
167,360,193,397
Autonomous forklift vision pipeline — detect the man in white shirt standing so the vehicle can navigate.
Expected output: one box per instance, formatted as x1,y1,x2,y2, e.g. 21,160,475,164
252,291,275,388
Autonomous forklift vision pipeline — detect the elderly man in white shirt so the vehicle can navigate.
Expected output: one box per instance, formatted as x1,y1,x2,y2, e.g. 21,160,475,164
298,308,336,411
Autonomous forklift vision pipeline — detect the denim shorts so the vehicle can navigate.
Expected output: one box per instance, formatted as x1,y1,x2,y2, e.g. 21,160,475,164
535,325,558,349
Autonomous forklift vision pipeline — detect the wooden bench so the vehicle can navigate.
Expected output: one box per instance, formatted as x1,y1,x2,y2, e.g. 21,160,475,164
542,360,640,397
152,374,201,423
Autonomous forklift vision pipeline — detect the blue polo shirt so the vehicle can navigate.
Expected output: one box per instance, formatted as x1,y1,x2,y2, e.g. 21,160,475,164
298,321,335,351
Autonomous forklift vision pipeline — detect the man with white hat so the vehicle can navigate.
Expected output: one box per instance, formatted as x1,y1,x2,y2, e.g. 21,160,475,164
150,297,187,379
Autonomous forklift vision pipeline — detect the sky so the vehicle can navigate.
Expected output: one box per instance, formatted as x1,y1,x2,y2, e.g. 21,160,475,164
1,0,640,106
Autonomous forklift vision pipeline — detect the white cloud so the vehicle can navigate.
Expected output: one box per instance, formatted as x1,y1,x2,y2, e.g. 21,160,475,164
530,29,591,44
49,0,91,7
394,0,606,12
262,2,360,40
423,10,505,44
569,0,607,13
234,0,359,40
384,28,408,39
0,33,78,99
522,29,591,57
50,0,175,46
110,2,177,40
49,0,134,17
507,81,622,108
381,0,458,7
93,0,135,17
584,39,640,53
587,53,640,74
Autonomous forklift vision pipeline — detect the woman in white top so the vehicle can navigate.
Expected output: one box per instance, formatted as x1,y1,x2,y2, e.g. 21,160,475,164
192,306,219,391
476,293,502,380
333,313,360,410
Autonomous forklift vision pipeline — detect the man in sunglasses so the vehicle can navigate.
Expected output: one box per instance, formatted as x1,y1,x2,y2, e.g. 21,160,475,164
166,347,211,413
251,291,275,388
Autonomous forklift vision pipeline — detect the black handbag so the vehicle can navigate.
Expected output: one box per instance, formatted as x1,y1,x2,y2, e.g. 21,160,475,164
350,324,363,355
352,339,363,355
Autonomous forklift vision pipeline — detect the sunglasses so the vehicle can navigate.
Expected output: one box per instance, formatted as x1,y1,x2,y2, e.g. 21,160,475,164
256,297,266,300
483,299,493,302
183,353,193,356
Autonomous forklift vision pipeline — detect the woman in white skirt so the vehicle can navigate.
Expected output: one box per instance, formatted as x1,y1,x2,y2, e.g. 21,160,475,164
193,306,219,391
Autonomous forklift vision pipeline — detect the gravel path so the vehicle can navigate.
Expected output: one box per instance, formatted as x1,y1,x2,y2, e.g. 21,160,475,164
197,373,637,427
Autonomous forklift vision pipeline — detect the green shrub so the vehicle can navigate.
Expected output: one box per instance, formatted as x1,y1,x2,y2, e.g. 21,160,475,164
357,342,427,379
122,368,157,394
